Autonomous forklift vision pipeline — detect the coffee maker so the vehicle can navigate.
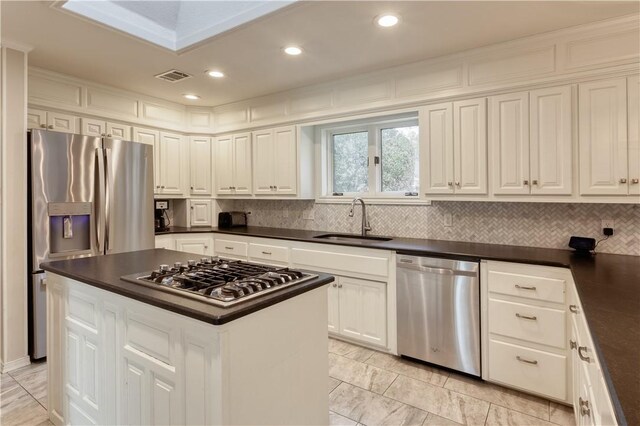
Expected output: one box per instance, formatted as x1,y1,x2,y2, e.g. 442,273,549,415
154,200,170,232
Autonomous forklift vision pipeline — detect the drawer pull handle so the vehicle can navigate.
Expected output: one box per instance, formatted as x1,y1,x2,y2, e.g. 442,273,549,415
261,251,272,255
516,356,538,365
515,313,537,320
570,340,577,350
578,346,590,362
225,246,234,250
514,284,536,291
579,397,591,417
569,305,578,313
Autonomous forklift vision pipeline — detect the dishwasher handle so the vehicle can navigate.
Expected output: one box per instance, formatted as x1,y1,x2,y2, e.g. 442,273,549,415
397,260,478,277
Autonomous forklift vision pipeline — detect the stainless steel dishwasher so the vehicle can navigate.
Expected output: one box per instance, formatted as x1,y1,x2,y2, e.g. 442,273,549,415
397,255,480,376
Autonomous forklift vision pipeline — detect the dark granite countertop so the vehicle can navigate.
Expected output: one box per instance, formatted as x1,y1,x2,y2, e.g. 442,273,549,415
155,226,218,235
182,225,638,425
40,249,334,326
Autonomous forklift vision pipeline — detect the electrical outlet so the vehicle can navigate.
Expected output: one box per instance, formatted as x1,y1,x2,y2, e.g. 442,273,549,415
601,219,614,230
302,210,315,220
444,213,453,227
282,210,288,218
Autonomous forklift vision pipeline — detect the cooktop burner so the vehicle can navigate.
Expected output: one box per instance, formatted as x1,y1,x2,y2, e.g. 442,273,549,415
120,256,316,307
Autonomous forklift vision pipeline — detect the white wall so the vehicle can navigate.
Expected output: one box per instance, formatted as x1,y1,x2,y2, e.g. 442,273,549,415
0,46,30,372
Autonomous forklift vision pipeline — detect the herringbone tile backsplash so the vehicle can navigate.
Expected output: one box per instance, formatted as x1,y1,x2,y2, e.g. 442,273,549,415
217,200,640,256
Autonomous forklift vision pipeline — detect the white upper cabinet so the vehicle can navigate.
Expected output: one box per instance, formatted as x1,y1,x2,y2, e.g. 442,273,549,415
578,78,628,195
81,118,131,140
132,127,161,193
28,108,79,134
628,75,639,195
252,126,297,195
214,132,252,195
454,98,487,194
490,92,530,195
529,86,573,195
189,136,212,195
158,132,185,195
422,103,454,194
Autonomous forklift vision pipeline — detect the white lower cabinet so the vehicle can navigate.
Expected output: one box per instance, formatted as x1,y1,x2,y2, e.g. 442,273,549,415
155,234,175,249
175,236,214,256
336,276,387,347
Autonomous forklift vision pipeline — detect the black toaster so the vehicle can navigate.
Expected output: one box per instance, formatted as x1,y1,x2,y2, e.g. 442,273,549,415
218,211,248,228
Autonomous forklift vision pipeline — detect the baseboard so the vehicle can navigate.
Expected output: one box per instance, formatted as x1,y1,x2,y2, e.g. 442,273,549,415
0,355,31,373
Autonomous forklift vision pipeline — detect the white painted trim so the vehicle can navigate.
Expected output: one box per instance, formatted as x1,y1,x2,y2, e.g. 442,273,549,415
0,40,34,53
315,197,431,206
0,356,31,373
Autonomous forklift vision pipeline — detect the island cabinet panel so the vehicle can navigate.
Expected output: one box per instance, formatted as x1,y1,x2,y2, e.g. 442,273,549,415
46,272,329,426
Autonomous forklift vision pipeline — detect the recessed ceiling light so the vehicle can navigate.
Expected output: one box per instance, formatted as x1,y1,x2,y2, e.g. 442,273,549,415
183,94,200,100
284,46,303,56
207,70,225,78
376,14,399,27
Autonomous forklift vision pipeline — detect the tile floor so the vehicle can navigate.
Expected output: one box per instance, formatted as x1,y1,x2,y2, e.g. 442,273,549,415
0,339,575,426
328,338,575,426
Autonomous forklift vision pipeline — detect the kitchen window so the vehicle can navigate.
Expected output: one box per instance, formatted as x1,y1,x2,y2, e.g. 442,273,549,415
323,116,419,198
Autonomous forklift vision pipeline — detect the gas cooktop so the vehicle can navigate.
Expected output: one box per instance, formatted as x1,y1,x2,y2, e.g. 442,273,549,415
120,256,316,307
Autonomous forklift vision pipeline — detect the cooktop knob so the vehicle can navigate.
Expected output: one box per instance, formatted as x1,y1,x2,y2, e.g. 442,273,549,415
187,260,196,267
159,264,170,272
200,257,210,264
174,262,182,269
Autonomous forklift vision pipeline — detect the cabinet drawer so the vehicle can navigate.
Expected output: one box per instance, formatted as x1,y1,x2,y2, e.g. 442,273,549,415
488,269,566,304
488,299,566,348
249,243,289,264
291,248,388,278
488,339,567,400
215,239,248,258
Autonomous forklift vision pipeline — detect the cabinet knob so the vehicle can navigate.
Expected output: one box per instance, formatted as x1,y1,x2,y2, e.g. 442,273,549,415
161,185,165,189
523,180,529,185
101,133,106,137
579,398,591,417
570,340,577,350
190,186,194,190
455,182,460,187
631,178,639,184
332,283,337,288
569,304,578,313
107,134,112,137
190,206,194,209
447,182,453,186
273,185,278,190
578,346,590,363
532,179,538,185
619,178,628,184
48,124,54,129
40,124,47,128
338,284,342,288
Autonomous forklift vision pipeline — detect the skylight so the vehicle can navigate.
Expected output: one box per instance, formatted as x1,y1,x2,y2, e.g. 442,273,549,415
60,0,295,52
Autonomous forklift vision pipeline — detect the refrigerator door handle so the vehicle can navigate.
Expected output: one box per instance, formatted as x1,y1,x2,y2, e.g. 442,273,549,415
104,148,113,253
95,148,106,254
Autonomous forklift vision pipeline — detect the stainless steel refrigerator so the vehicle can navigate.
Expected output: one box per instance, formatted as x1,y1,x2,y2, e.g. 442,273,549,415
28,129,154,359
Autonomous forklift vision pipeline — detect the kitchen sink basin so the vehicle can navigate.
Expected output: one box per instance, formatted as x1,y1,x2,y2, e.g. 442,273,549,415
313,233,393,244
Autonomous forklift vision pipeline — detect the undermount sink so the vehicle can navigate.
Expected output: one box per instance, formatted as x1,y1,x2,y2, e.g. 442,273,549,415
313,233,393,244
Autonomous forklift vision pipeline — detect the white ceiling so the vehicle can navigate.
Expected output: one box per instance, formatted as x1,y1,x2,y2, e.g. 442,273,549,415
2,1,638,107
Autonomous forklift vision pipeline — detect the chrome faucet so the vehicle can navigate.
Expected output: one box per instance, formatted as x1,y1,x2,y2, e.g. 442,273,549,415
349,197,372,236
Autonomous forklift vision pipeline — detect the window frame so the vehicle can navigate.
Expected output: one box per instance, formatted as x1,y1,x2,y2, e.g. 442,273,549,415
323,116,420,199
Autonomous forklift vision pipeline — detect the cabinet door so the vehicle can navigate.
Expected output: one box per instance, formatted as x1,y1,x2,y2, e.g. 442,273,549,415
215,136,234,194
27,108,47,129
422,103,454,194
47,111,78,134
159,132,184,195
578,78,628,195
155,235,175,249
273,126,297,194
106,122,132,140
133,127,161,193
490,92,530,194
530,86,573,195
327,279,340,334
81,118,106,137
252,129,275,194
175,237,213,256
628,75,639,195
189,136,212,195
233,133,252,194
453,98,487,194
190,200,212,227
338,277,387,346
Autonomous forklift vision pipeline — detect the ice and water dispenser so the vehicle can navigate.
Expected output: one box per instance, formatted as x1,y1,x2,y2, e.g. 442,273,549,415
47,202,92,256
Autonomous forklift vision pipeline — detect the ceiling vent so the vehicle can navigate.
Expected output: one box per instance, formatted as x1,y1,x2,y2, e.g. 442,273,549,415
155,69,192,83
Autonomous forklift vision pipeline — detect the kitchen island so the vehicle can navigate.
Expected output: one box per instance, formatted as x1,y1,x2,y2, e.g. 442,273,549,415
41,249,334,426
